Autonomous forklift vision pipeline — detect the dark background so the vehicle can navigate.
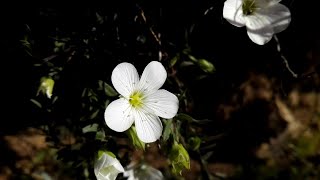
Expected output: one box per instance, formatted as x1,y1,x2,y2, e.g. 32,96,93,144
1,1,319,179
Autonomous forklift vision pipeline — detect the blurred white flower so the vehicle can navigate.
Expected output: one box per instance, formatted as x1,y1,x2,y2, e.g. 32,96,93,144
94,151,125,180
123,164,164,180
223,0,291,45
104,61,179,143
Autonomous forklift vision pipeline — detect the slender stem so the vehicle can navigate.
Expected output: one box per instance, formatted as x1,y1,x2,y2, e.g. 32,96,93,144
274,35,298,78
203,7,214,16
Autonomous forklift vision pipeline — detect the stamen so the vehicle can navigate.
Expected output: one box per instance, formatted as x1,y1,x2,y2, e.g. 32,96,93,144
129,91,144,108
242,0,257,15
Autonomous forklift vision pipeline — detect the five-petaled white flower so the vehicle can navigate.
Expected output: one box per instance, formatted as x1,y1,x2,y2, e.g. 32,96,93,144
223,0,291,45
94,151,125,180
104,61,179,143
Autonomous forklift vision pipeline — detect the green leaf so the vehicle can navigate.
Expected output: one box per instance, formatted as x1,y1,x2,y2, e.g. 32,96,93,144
187,54,198,63
30,99,42,108
104,83,118,97
90,95,98,102
188,137,201,151
127,126,145,150
202,151,213,161
82,123,98,133
54,41,65,52
162,119,173,141
95,129,106,141
182,48,191,55
82,88,88,97
175,113,194,122
52,96,59,104
197,59,215,73
96,12,104,24
180,61,194,67
89,109,100,120
54,41,65,48
169,54,179,67
104,99,110,108
169,141,190,175
87,89,96,97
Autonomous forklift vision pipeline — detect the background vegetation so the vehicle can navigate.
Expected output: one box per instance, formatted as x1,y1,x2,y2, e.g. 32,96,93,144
1,1,319,179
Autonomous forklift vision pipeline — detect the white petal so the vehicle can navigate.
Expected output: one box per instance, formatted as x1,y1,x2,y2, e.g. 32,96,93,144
104,98,134,132
94,153,124,180
245,14,274,45
137,61,167,95
262,0,282,6
96,172,118,180
94,154,107,175
144,89,179,119
123,170,135,180
246,28,273,45
112,159,125,172
134,110,163,143
111,62,139,98
96,166,123,180
263,3,291,33
223,0,245,27
94,153,116,173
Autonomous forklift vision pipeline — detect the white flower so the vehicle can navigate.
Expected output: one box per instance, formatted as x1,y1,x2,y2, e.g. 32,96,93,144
104,61,179,143
94,152,125,180
223,0,291,45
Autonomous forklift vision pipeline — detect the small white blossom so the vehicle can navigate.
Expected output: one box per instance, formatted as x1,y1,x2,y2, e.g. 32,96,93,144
94,152,125,180
223,0,291,45
104,61,179,143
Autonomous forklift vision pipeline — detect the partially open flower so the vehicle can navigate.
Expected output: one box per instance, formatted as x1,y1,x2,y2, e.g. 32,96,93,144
223,0,291,45
104,61,179,143
94,151,125,180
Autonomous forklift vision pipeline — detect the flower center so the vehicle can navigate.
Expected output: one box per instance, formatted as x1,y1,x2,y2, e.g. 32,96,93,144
242,0,257,15
129,91,144,108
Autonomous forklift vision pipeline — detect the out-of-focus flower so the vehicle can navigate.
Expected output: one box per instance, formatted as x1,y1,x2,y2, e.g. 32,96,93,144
94,151,125,180
223,0,291,45
38,77,54,98
123,164,164,180
104,61,179,143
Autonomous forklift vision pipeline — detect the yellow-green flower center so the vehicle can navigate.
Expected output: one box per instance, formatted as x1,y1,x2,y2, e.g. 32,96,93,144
242,0,257,15
129,91,144,108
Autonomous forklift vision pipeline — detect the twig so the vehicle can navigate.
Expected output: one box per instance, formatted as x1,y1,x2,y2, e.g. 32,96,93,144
138,8,161,46
274,35,298,78
136,6,164,61
204,6,214,16
139,10,157,40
